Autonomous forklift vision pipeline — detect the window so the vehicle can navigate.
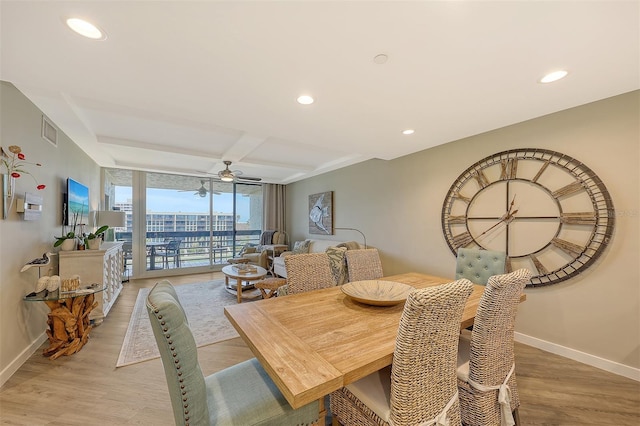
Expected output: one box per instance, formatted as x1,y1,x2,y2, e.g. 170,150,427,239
105,169,263,276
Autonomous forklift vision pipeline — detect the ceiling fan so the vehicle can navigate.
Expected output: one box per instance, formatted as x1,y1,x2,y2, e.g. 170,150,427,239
178,180,220,197
217,161,262,182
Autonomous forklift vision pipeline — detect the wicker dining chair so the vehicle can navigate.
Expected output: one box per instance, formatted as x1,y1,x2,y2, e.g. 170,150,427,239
345,248,384,282
330,279,474,426
456,268,532,426
146,280,320,426
284,252,335,295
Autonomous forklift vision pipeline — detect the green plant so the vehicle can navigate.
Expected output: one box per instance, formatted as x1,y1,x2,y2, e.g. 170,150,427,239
54,231,76,247
54,204,85,247
86,225,109,240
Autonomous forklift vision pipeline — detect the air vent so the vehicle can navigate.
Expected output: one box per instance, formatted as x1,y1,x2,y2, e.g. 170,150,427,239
41,115,57,146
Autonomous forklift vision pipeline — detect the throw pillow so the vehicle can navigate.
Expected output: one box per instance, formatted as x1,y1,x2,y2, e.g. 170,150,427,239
292,240,311,255
239,243,258,256
326,246,348,285
336,241,360,250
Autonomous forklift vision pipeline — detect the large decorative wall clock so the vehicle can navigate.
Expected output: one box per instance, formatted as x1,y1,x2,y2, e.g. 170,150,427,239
441,148,615,287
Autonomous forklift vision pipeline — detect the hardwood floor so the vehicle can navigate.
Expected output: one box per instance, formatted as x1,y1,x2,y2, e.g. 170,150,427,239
1,272,638,425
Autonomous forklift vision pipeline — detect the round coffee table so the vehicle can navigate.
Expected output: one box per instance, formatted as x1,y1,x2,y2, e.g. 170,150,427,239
221,264,268,303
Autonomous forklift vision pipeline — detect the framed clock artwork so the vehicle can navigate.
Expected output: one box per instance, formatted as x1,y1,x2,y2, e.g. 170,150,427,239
441,148,615,287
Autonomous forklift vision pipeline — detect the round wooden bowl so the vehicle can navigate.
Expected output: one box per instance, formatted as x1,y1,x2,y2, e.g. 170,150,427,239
341,280,413,306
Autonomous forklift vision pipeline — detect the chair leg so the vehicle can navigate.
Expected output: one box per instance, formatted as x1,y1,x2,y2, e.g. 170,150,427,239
318,397,327,426
514,408,521,425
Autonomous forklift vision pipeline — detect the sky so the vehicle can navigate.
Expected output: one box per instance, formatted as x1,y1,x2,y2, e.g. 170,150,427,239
115,187,252,222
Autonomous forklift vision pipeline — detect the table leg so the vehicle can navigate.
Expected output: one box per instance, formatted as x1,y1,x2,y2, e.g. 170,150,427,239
43,294,97,360
236,277,242,303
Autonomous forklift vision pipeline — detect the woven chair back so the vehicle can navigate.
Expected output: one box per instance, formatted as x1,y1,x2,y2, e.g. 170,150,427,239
389,279,473,425
346,248,383,282
284,252,335,294
458,267,532,425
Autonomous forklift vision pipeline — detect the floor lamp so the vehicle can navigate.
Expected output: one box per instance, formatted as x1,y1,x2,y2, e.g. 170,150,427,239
334,227,367,249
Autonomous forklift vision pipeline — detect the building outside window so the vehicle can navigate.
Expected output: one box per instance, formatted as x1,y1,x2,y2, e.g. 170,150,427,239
104,168,263,277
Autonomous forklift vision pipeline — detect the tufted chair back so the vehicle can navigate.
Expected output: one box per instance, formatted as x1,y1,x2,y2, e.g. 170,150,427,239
455,248,506,285
146,280,209,426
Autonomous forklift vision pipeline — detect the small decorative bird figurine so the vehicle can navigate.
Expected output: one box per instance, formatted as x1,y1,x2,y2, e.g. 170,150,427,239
20,252,54,272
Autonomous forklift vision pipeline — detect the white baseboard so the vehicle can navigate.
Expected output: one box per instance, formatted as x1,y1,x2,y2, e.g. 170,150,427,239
515,332,640,382
0,332,47,388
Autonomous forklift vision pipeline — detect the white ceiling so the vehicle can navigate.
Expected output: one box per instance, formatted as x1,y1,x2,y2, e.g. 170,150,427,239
1,1,638,184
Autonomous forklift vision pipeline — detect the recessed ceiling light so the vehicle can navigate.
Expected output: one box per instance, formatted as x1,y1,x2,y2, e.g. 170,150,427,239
540,70,568,83
297,95,314,105
402,129,415,135
66,18,106,40
373,54,388,64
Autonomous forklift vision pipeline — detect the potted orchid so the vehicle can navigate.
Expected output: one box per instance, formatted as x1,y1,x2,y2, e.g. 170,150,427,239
85,225,109,250
54,206,84,250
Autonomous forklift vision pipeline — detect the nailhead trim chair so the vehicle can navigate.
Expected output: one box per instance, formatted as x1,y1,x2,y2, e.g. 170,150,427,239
345,248,384,282
146,280,319,426
455,248,507,285
330,279,474,426
456,268,532,426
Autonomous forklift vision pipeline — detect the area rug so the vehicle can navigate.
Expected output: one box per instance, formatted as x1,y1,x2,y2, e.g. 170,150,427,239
116,279,257,367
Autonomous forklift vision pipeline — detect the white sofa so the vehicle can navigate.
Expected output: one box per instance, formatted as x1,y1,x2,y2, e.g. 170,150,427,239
272,238,359,278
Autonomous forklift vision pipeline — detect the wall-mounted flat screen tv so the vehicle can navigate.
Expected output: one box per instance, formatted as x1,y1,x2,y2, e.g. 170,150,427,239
65,177,89,227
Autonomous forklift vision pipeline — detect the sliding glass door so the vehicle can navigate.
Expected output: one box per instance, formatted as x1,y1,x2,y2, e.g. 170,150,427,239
105,168,263,277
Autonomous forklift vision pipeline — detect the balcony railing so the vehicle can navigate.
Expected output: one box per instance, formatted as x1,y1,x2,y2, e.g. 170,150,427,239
116,229,263,271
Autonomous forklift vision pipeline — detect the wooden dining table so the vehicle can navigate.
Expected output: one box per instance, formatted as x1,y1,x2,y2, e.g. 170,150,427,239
224,272,524,416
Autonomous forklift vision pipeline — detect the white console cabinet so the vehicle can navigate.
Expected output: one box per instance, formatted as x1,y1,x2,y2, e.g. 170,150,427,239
58,242,124,322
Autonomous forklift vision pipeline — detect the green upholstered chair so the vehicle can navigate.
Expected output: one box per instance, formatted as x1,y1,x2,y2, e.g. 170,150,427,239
455,248,507,285
146,280,319,426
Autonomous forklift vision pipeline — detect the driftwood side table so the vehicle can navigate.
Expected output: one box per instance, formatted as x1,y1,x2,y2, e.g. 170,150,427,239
23,284,105,360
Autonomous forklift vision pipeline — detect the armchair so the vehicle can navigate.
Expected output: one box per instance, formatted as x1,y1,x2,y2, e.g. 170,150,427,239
239,230,288,269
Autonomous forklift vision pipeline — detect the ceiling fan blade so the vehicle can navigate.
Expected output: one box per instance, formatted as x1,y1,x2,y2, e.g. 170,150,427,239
196,163,262,182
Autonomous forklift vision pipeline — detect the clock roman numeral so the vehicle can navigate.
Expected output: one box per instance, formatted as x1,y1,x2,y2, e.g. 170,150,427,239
561,212,597,225
552,181,585,198
453,192,471,203
551,238,585,255
532,160,550,183
446,215,466,224
500,158,518,180
530,254,548,275
473,170,490,189
452,232,473,248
